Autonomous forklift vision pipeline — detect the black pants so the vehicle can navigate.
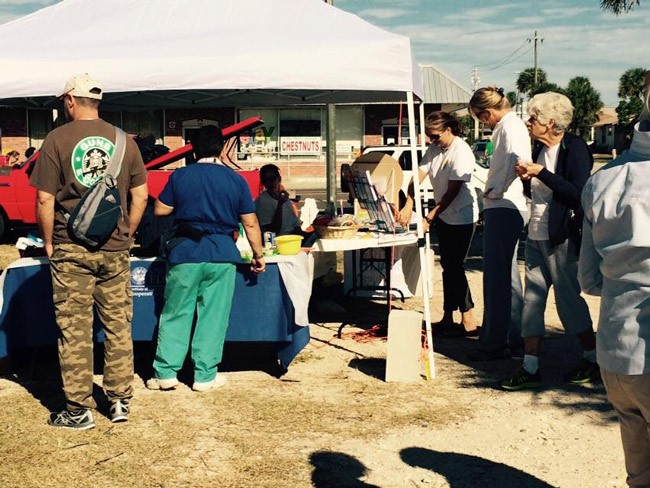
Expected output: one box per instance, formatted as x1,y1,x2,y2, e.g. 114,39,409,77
433,219,476,313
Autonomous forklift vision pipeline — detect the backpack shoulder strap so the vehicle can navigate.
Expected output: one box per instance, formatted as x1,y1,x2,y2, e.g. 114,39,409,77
105,127,126,178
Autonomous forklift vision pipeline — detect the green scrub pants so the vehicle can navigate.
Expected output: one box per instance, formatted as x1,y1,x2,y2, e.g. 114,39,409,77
153,262,236,383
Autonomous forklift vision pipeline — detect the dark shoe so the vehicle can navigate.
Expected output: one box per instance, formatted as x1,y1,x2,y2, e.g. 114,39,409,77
437,323,480,338
468,348,512,361
48,409,95,430
501,366,542,391
110,400,130,423
566,359,601,384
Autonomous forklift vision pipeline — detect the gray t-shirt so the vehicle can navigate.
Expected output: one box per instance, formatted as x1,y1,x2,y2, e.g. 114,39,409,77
255,191,301,235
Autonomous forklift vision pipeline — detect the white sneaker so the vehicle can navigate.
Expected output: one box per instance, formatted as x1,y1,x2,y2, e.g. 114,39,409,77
192,375,227,392
145,377,179,390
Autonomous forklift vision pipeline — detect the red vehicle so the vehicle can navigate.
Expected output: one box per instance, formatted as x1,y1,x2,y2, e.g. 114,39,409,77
0,117,264,241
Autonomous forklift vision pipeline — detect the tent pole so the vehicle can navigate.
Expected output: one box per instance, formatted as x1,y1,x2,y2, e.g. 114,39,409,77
419,102,432,296
326,103,337,213
407,92,435,379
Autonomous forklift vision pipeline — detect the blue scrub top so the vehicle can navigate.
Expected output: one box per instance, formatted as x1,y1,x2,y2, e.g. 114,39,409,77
158,162,255,264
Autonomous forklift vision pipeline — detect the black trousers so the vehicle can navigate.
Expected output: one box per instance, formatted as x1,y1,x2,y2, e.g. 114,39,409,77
433,218,476,313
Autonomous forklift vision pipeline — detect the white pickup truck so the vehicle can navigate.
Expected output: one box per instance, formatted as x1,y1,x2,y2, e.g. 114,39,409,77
353,144,489,213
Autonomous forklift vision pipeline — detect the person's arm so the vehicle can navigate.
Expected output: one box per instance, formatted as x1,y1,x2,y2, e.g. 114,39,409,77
423,180,463,230
577,188,602,296
398,169,428,226
36,190,55,258
128,183,148,238
154,199,174,217
241,212,265,274
486,122,531,199
535,139,593,209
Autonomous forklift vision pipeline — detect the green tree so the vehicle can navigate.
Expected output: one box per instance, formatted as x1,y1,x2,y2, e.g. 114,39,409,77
529,82,563,98
600,0,640,14
616,68,647,123
563,76,604,138
506,91,518,108
516,68,547,96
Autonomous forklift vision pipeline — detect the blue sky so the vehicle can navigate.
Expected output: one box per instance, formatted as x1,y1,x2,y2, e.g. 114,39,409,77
336,0,648,106
1,0,647,106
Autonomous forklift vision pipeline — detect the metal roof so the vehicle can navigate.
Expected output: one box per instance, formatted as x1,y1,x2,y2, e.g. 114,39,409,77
420,64,472,104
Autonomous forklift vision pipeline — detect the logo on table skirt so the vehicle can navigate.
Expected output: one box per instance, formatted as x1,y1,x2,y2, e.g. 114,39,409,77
131,266,147,286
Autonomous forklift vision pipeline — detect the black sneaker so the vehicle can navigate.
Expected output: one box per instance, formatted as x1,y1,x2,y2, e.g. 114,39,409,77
48,409,95,430
501,366,542,391
566,359,601,384
110,400,130,423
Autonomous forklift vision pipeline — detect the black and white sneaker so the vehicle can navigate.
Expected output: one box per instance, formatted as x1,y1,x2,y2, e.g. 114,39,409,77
48,409,95,430
109,400,130,423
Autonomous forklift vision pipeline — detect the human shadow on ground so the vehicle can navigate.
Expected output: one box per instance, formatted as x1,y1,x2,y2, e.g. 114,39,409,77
310,450,380,488
401,447,554,488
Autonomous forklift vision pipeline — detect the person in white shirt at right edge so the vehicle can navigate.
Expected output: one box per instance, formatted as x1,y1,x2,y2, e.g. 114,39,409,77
579,71,650,488
467,86,531,361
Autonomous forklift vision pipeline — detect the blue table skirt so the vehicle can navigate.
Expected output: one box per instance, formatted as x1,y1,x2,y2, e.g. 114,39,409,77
0,259,310,369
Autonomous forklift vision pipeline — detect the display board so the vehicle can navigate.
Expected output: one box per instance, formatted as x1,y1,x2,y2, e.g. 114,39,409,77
345,169,405,234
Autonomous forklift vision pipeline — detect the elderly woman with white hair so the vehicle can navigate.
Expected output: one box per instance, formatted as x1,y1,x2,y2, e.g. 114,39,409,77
501,91,598,391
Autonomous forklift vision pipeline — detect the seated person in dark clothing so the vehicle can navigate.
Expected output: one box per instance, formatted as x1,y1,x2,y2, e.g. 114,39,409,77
255,164,303,236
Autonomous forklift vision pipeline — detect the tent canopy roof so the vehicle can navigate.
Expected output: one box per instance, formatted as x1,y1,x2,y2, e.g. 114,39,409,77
0,0,422,110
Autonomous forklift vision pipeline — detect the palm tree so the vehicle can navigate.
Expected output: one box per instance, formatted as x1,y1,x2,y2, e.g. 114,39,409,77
616,68,646,124
516,68,547,97
618,67,646,100
600,0,640,14
563,77,603,138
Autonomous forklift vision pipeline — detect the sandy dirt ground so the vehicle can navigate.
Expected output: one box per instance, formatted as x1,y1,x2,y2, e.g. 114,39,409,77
0,236,628,488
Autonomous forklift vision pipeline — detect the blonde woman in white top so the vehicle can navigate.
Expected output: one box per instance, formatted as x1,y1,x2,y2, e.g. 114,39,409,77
468,87,531,361
400,111,479,337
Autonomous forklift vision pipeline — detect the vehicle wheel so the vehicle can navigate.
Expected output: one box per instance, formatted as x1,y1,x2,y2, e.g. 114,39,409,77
0,213,6,242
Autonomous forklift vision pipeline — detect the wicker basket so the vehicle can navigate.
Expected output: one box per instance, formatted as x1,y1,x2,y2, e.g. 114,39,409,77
314,225,359,239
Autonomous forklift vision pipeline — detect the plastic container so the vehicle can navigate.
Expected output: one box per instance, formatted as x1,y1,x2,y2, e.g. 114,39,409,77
275,235,303,255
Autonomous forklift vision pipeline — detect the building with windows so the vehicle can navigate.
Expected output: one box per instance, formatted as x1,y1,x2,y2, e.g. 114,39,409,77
0,65,470,187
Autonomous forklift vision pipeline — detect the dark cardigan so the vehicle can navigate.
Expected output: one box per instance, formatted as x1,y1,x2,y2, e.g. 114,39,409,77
523,132,593,251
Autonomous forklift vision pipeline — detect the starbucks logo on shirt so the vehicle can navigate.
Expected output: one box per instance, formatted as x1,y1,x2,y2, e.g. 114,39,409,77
71,136,121,187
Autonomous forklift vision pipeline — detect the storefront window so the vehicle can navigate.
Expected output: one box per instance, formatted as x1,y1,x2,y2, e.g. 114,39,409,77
238,109,278,161
237,106,362,163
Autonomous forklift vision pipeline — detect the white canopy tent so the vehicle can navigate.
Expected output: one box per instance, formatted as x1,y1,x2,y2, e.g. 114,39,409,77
0,0,435,377
0,0,423,109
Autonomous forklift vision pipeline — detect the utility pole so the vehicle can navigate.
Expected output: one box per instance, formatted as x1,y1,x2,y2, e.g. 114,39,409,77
528,31,544,87
470,65,480,141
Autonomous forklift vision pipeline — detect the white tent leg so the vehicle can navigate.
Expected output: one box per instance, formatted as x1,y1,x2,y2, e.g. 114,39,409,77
407,92,435,379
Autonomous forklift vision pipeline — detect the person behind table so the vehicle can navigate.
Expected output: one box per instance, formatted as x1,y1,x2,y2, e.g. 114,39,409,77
579,71,650,487
147,125,266,393
5,150,20,166
255,163,302,236
501,92,597,391
30,73,148,429
467,86,531,361
398,111,479,337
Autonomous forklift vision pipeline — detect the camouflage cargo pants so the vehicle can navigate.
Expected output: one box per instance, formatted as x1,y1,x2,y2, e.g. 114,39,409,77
49,243,133,411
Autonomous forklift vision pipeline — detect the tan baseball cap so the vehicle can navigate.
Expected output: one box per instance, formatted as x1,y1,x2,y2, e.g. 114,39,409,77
60,73,103,100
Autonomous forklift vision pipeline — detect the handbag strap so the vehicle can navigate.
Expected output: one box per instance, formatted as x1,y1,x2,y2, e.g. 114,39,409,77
105,127,126,178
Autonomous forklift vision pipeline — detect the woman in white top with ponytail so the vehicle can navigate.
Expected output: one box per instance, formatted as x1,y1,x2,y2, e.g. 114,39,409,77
467,86,531,361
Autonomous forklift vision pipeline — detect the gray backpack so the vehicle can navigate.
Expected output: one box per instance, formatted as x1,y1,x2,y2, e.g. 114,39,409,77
66,128,126,249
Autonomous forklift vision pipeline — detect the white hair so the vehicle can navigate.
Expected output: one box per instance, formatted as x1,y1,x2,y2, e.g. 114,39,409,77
527,92,574,135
